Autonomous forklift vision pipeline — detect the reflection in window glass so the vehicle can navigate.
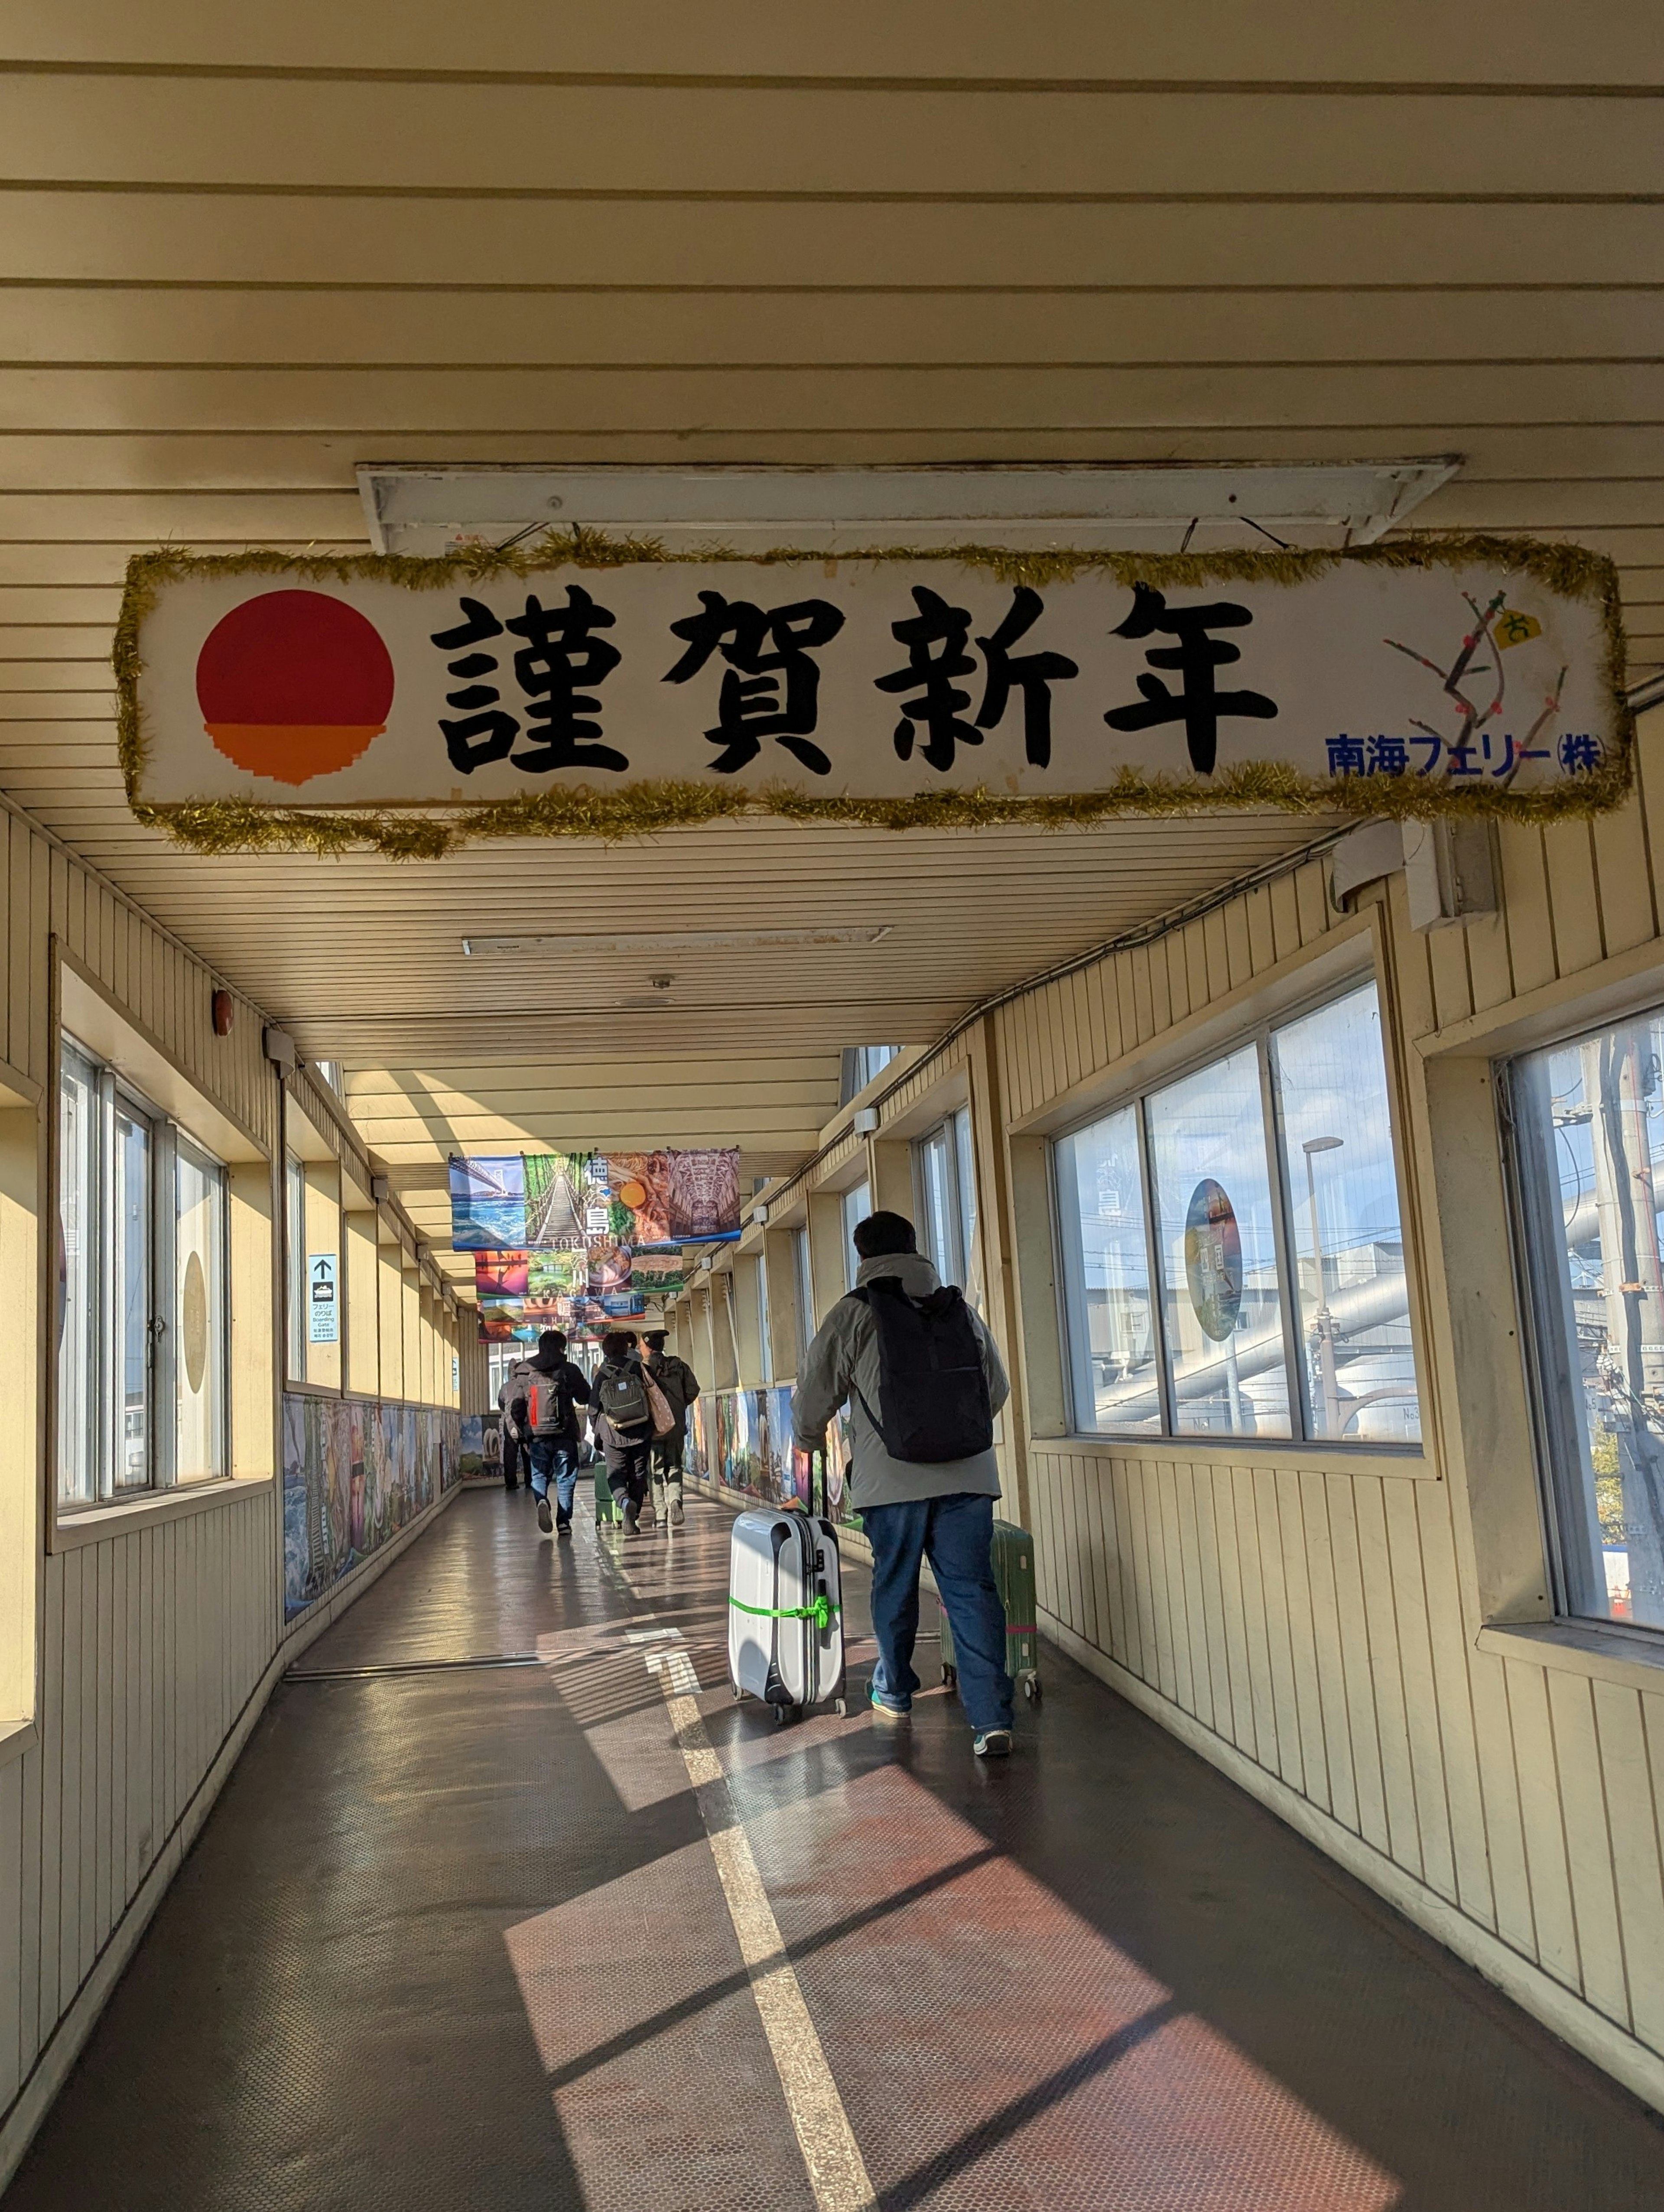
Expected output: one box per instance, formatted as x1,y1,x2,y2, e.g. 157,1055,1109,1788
1273,984,1420,1445
1514,1015,1664,1632
58,1046,98,1504
1055,1105,1160,1433
176,1140,227,1481
113,1099,151,1488
1147,1045,1290,1438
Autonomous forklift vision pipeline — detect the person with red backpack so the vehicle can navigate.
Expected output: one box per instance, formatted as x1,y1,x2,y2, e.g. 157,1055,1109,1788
521,1328,592,1539
792,1210,1015,1757
589,1330,657,1535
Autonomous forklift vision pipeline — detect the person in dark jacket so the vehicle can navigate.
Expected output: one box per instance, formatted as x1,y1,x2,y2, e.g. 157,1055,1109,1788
642,1330,700,1527
589,1329,655,1535
521,1328,592,1539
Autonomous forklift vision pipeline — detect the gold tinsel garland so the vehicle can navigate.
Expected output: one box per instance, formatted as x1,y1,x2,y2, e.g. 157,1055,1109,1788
114,529,1634,858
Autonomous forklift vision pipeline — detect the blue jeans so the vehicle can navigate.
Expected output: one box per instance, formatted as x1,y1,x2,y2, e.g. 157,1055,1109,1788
863,1492,1013,1733
528,1437,580,1521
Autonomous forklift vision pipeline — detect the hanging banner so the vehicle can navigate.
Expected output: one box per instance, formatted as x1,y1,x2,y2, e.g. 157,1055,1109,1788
117,538,1629,852
449,1149,740,1251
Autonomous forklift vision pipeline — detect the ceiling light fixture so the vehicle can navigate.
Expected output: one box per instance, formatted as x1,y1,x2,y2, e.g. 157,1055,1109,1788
461,925,892,956
360,461,1460,558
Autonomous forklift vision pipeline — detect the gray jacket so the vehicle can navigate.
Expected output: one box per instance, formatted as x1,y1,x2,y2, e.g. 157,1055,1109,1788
792,1251,1009,1509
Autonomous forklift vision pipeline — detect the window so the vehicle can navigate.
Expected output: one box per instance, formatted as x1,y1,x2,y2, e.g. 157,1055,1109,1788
57,1036,229,1505
754,1248,773,1384
793,1225,815,1372
842,1180,871,1292
914,1106,980,1299
175,1138,228,1481
285,1151,307,1381
1053,979,1419,1447
840,1046,899,1105
1509,1006,1664,1634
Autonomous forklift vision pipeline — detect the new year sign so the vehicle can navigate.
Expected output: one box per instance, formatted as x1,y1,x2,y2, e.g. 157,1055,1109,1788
123,543,1626,823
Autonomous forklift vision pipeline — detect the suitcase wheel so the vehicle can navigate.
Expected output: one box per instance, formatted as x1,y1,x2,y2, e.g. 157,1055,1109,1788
771,1703,791,1728
1021,1671,1042,1705
942,1663,958,1692
832,1697,846,1717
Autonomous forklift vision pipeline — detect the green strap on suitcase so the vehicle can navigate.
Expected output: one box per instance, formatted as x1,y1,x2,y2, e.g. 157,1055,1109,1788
939,1517,1041,1704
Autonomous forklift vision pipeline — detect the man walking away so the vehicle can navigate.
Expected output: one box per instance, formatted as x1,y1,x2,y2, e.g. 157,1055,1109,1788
522,1328,592,1538
591,1329,655,1535
792,1210,1015,1758
643,1329,700,1527
497,1349,536,1493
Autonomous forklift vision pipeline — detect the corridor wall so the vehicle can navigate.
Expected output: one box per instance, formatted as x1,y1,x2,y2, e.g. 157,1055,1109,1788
0,799,464,2188
742,705,1664,2115
991,724,1664,2113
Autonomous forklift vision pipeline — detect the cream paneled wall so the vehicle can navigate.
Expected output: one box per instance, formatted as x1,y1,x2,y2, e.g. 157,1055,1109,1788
0,797,465,2184
991,709,1664,2110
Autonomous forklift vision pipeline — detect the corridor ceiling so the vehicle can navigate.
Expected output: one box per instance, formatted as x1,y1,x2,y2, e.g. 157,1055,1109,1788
0,4,1658,1289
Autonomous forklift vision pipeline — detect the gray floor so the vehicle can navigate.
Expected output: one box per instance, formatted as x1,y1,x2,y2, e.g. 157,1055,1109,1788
8,1485,1664,2210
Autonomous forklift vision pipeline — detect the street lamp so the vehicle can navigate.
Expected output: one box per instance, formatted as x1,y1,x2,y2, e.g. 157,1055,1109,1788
1303,1136,1344,1435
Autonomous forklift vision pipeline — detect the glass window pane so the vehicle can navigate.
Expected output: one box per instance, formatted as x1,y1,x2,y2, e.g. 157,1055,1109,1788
176,1140,226,1482
57,1048,98,1504
953,1106,980,1307
916,1126,957,1282
113,1099,151,1488
1148,1045,1291,1438
1056,1104,1161,1433
755,1249,773,1384
793,1226,814,1373
842,1181,870,1292
1273,984,1421,1446
1514,1017,1664,1631
285,1152,306,1382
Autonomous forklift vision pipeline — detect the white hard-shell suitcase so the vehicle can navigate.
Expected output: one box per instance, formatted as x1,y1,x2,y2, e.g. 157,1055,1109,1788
728,1507,846,1725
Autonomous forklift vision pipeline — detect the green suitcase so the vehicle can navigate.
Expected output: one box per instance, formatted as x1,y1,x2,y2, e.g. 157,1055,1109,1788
593,1472,619,1525
939,1517,1041,1705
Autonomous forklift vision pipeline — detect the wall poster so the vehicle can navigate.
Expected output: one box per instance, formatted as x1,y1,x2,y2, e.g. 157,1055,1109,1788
283,1394,461,1619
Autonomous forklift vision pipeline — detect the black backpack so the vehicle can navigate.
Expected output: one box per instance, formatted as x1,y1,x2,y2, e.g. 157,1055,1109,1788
849,1280,994,1463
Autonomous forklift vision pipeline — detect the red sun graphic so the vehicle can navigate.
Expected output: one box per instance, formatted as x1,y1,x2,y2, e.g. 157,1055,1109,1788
195,590,395,785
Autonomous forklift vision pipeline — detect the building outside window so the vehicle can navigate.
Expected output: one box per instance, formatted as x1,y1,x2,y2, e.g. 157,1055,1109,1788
1508,1004,1664,1634
914,1104,980,1301
57,1035,229,1506
1053,978,1420,1448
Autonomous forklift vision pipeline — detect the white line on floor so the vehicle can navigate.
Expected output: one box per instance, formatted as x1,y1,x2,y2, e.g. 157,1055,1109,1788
644,1644,875,2212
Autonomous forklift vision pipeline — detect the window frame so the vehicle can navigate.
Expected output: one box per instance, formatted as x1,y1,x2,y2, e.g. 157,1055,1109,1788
1049,970,1423,1455
57,1032,231,1510
841,1179,871,1293
1497,1004,1664,1635
911,1106,981,1298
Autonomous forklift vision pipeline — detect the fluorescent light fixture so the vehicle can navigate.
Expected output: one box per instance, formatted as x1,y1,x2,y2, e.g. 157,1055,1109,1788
462,925,891,956
359,461,1460,559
